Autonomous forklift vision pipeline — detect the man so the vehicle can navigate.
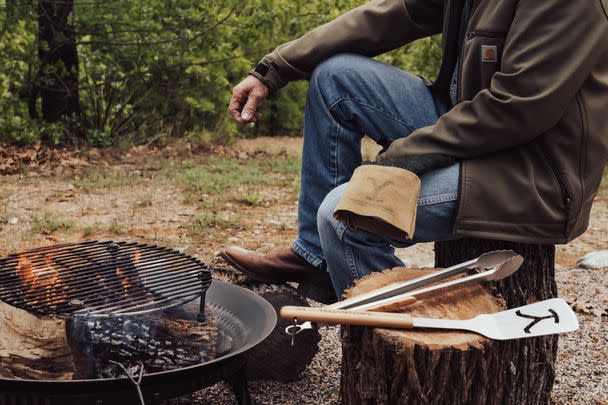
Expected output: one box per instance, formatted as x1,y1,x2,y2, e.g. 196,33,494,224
223,0,608,300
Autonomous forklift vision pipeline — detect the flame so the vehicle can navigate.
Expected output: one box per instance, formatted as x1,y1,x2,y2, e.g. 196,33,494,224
115,266,131,294
133,250,142,267
15,254,66,308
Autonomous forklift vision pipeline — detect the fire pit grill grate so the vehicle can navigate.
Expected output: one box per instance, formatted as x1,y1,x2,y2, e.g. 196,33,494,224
0,240,211,318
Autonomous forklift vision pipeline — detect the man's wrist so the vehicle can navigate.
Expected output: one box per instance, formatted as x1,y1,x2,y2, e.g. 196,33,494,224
249,56,287,95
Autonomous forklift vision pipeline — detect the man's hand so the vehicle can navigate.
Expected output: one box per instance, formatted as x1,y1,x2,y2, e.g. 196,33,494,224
228,76,269,125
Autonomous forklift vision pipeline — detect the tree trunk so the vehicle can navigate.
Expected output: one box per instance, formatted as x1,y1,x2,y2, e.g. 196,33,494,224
340,239,558,405
34,0,80,126
434,239,558,405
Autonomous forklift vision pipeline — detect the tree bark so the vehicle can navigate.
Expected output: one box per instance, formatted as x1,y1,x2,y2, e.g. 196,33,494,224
340,239,558,405
434,239,558,405
33,0,80,127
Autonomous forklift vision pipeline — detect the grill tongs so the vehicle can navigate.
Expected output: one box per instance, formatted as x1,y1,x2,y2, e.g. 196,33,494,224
285,250,524,342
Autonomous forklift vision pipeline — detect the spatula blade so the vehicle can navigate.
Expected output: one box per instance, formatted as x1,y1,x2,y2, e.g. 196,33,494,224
469,298,579,340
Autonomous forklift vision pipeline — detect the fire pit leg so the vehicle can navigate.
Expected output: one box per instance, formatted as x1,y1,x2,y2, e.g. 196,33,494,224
226,363,253,405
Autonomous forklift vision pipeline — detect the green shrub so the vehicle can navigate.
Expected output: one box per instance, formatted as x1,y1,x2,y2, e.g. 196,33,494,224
0,0,442,146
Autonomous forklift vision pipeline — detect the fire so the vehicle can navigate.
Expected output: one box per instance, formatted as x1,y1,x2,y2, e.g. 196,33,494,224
15,254,66,308
133,250,142,267
115,266,131,294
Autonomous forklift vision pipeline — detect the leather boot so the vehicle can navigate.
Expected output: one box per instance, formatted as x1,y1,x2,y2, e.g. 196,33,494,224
218,247,338,304
219,246,319,283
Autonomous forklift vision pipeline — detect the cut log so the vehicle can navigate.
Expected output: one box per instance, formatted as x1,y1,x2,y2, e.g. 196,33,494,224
0,301,75,380
340,267,510,405
340,239,559,405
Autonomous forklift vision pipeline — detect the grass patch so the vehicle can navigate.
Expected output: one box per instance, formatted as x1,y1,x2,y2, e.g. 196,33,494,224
173,155,301,203
75,169,144,192
233,192,263,206
191,212,238,235
108,220,126,235
31,214,74,235
81,224,101,237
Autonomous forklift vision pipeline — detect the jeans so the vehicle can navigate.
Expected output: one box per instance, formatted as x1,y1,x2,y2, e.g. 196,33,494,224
290,53,460,297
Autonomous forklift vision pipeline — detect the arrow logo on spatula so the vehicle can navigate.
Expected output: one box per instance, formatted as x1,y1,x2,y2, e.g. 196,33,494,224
516,308,560,334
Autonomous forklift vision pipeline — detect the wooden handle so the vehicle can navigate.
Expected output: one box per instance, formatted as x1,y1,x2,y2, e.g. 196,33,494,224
279,306,414,329
366,296,417,312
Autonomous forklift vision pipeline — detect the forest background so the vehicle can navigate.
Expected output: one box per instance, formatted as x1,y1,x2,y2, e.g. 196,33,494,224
0,0,441,147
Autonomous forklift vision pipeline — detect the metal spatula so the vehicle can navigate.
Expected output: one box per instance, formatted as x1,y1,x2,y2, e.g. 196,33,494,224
280,298,579,340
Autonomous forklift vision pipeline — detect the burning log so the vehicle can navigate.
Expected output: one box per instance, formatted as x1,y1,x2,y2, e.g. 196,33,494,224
0,300,219,381
68,309,218,379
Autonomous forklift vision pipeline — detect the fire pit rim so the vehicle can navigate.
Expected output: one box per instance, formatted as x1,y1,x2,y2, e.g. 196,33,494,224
0,280,277,385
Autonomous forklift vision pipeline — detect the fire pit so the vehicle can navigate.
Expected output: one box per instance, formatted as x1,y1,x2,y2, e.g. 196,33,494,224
0,241,276,405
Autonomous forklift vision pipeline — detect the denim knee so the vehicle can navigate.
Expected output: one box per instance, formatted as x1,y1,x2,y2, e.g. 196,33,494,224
316,184,347,239
310,53,369,94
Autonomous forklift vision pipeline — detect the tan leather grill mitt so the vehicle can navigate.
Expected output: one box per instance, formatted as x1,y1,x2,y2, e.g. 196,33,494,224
333,165,420,240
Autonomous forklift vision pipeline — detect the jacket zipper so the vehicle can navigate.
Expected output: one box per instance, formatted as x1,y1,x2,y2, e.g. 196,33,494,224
575,91,587,217
540,146,572,236
456,0,482,103
433,0,461,89
467,29,508,39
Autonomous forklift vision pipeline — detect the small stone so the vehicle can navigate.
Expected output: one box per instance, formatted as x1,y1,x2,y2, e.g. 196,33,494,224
577,250,608,270
8,217,18,225
238,152,249,160
227,236,240,243
66,184,75,190
253,229,262,235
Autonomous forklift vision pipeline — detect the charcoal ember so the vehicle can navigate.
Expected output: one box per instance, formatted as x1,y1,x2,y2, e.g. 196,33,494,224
69,308,218,378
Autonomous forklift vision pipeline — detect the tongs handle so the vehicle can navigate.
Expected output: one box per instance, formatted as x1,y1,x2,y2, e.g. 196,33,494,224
366,296,417,312
280,306,414,329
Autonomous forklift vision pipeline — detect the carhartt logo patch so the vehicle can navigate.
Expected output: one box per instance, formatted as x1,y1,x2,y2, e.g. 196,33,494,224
481,45,498,63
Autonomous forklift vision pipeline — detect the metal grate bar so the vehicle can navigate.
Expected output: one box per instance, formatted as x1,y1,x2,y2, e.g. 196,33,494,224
66,279,212,316
50,269,209,311
0,241,212,318
7,262,206,311
0,242,181,284
76,283,209,316
0,240,127,266
0,249,202,292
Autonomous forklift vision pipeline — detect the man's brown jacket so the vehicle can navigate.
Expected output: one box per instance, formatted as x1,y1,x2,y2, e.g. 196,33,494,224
251,0,608,244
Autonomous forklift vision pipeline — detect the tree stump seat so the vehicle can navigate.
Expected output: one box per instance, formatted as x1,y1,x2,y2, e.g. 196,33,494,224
340,239,558,405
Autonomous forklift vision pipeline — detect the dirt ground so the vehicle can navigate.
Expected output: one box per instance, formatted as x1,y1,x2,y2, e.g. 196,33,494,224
0,137,606,404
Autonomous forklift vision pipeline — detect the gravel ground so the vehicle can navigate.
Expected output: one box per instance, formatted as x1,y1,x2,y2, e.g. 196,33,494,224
0,139,604,404
168,246,607,405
